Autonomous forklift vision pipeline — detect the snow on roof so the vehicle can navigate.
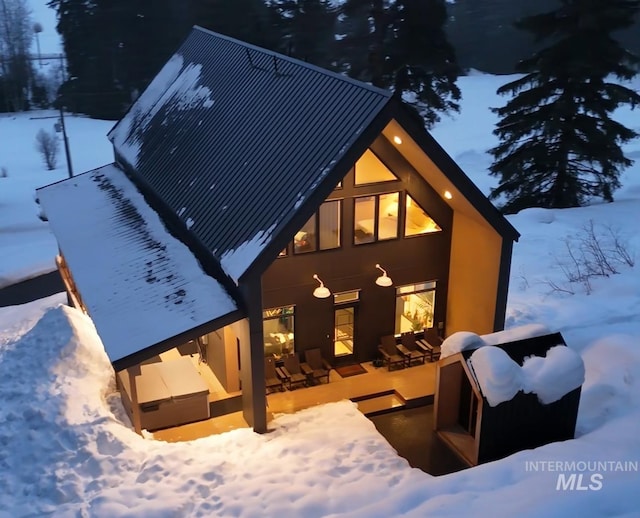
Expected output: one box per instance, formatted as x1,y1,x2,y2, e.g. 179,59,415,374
109,54,214,169
441,323,552,359
37,164,238,364
469,345,584,407
468,346,523,407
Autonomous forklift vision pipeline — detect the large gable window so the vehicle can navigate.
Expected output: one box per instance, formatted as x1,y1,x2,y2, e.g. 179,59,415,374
405,195,441,236
294,200,342,253
355,150,399,185
354,192,399,244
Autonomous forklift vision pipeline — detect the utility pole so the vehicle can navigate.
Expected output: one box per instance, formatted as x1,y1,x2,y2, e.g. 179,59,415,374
58,105,73,178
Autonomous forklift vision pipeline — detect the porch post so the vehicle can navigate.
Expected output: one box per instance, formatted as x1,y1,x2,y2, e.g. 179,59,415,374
127,365,142,435
238,274,267,433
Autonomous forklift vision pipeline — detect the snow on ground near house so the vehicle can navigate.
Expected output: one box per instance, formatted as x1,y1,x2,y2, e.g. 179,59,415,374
0,112,114,288
1,72,640,515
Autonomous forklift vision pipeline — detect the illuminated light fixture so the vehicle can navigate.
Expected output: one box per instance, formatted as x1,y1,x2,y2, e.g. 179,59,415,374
444,190,453,200
375,264,393,287
312,274,331,298
393,136,403,145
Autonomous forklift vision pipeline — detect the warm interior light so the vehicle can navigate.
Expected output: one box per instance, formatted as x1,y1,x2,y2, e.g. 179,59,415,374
444,190,453,200
313,274,331,298
375,264,393,287
393,136,402,145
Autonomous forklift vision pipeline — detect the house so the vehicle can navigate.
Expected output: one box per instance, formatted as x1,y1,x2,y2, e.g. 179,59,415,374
434,326,584,465
37,27,519,434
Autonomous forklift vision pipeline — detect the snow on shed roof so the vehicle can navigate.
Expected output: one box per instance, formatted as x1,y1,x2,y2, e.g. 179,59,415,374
37,164,238,366
108,27,392,283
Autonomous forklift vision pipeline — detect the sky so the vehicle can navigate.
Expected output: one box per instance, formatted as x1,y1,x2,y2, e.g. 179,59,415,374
1,69,640,516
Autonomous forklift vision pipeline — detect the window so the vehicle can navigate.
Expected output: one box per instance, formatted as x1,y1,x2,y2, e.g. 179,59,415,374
294,200,341,253
319,200,341,250
334,290,360,304
354,192,399,244
355,149,399,185
263,306,295,358
395,281,436,334
405,195,441,236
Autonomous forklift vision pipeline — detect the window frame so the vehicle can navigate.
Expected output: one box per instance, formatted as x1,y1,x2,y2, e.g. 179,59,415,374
293,199,343,254
353,191,400,245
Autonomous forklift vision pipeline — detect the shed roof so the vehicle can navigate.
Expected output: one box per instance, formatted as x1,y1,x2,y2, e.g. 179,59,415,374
108,26,393,283
37,164,239,369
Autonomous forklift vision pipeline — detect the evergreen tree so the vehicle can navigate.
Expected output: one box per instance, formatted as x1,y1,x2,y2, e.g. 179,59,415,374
490,0,640,213
269,0,338,68
340,0,460,128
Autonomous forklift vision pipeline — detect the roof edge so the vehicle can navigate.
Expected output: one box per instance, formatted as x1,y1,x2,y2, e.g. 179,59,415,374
193,26,393,99
111,308,244,371
390,101,520,242
237,101,396,284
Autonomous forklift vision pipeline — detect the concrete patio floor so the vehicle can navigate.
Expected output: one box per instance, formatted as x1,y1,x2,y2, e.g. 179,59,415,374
152,360,437,442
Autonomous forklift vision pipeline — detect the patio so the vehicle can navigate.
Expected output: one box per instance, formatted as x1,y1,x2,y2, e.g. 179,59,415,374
152,360,437,442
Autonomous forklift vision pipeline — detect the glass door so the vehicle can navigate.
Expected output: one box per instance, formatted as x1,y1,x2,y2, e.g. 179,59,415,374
334,306,355,359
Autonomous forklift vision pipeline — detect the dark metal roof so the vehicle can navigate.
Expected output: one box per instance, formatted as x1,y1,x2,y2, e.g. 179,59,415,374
109,27,392,282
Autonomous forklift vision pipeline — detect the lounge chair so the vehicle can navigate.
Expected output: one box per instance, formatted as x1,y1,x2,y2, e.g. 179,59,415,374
301,348,331,384
416,334,443,362
264,356,284,393
281,354,308,390
378,335,406,371
401,332,428,366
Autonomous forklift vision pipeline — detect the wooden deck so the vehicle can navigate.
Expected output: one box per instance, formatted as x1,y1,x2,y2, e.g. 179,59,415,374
153,361,437,442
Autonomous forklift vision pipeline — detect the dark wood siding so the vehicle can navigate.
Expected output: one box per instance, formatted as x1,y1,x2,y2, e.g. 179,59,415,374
261,150,453,365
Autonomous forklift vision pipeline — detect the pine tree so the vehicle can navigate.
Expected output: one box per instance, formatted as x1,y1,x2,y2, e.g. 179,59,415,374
339,0,460,128
270,0,338,68
490,0,640,213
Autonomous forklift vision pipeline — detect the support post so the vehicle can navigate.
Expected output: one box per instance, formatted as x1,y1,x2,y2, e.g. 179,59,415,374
237,275,267,433
127,365,142,435
58,104,73,178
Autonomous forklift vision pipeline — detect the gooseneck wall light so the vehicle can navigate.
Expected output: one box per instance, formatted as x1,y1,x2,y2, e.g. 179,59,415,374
312,274,331,298
375,264,393,287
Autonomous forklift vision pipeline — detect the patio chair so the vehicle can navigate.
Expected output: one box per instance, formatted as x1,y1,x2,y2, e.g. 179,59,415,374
281,353,308,390
264,357,284,394
401,332,427,366
416,333,443,362
378,335,406,371
301,348,331,384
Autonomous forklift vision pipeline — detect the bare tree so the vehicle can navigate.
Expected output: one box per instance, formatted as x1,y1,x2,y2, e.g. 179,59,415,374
0,0,33,111
35,128,59,170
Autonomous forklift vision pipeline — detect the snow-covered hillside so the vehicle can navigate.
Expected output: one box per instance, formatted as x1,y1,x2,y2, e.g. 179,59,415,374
1,71,639,516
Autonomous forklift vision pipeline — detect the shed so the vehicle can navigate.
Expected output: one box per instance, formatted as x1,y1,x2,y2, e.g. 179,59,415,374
434,329,584,465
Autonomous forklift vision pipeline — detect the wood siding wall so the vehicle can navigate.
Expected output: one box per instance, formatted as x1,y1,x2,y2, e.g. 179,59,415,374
261,142,453,365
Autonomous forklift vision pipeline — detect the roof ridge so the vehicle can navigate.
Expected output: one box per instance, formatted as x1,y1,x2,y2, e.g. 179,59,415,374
193,25,392,99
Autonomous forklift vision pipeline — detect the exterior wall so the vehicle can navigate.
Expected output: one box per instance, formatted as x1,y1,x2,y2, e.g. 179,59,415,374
262,155,453,365
204,328,240,392
446,211,503,335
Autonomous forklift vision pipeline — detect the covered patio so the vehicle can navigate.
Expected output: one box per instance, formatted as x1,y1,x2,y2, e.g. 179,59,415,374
152,361,437,442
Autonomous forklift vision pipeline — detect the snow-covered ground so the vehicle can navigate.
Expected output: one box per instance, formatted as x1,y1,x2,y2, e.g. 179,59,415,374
1,69,640,515
0,112,114,287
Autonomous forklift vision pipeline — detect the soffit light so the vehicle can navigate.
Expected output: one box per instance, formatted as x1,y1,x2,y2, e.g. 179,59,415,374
393,136,402,145
313,274,331,298
375,264,393,287
444,190,453,200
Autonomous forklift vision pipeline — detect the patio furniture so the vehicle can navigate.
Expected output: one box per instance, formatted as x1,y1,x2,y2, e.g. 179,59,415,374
265,356,285,393
281,353,308,390
378,335,406,371
400,332,427,366
301,348,331,384
416,336,442,362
